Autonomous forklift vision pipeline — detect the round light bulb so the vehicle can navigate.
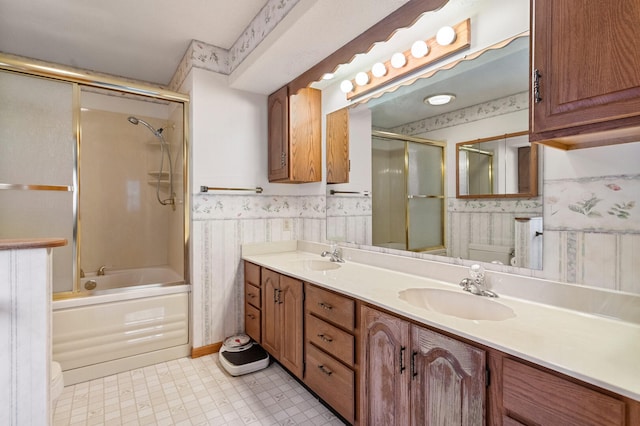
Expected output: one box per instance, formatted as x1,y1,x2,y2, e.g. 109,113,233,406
390,52,407,69
340,80,354,93
410,40,429,58
371,62,387,78
355,71,370,86
436,26,456,46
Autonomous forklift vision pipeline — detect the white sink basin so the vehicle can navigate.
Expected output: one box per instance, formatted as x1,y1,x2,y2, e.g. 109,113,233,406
291,259,342,272
399,288,515,321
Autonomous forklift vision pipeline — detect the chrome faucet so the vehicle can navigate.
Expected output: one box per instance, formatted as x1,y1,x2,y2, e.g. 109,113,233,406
321,245,345,263
97,265,108,276
460,264,498,297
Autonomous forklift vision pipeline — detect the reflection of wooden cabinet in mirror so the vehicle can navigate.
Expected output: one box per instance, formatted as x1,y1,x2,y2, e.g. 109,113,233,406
326,108,349,184
267,86,322,182
531,0,640,149
456,131,538,198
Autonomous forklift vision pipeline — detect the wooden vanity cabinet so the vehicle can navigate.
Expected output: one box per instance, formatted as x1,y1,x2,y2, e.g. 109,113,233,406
502,358,629,426
244,262,262,343
267,85,322,182
261,268,304,379
304,284,358,424
530,0,640,149
326,108,350,184
360,305,486,425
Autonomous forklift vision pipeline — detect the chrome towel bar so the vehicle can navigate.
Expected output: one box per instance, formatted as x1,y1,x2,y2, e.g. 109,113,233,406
200,186,263,194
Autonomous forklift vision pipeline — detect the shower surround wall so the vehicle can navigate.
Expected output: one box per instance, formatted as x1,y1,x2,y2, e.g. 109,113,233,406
79,93,184,280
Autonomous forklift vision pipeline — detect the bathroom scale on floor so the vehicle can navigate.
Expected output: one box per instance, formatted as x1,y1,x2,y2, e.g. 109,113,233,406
219,333,269,376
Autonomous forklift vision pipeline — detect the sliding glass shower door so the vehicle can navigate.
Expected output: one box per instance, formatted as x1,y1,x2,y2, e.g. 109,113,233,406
0,70,76,292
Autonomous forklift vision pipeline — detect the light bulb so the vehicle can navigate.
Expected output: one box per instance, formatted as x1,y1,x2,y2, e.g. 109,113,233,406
410,40,429,58
371,62,387,78
340,80,354,93
355,71,370,86
322,72,334,80
390,52,407,69
436,26,456,46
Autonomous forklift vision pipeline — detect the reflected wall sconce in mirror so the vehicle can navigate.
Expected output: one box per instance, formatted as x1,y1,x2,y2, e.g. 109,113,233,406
340,18,471,100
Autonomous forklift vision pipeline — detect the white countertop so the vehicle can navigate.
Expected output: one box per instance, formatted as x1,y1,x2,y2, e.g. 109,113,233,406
242,241,640,402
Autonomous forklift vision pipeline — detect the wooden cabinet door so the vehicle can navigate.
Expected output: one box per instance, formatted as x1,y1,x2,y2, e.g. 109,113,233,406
278,275,304,379
531,0,640,147
411,325,486,426
289,87,322,182
268,85,289,181
326,108,349,184
261,268,280,356
361,306,410,426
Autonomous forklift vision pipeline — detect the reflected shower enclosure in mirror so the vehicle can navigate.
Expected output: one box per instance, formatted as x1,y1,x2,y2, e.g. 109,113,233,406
456,131,538,198
325,34,543,269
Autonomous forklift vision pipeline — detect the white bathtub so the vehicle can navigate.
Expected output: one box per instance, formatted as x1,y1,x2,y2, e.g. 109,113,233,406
53,266,191,385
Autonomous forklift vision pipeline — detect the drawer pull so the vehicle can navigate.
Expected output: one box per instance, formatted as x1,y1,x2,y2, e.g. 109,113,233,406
400,346,406,373
247,293,256,299
317,333,333,343
317,364,333,376
247,313,256,320
318,302,333,310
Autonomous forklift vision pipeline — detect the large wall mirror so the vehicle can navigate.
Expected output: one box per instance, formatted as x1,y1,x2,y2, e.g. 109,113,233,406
325,32,544,269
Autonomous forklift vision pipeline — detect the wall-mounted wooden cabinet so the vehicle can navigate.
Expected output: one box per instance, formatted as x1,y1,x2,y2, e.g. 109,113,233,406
267,86,322,182
530,0,640,149
326,108,350,184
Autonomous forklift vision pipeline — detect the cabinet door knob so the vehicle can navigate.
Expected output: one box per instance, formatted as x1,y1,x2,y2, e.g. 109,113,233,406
318,302,333,310
317,333,333,343
318,364,333,376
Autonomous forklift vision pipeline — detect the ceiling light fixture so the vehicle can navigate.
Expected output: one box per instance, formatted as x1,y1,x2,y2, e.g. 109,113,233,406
425,94,456,105
322,72,335,80
410,40,429,58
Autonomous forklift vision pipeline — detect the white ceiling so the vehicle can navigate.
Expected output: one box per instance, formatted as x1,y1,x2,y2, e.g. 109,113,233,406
0,0,410,93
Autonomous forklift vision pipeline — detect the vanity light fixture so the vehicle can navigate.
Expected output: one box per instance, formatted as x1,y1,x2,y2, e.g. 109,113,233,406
340,79,354,93
342,18,470,100
410,40,429,58
436,26,457,46
425,94,456,105
390,52,407,69
371,62,387,78
355,71,370,86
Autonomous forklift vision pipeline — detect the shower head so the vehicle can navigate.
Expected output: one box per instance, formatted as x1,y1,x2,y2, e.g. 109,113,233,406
127,116,162,136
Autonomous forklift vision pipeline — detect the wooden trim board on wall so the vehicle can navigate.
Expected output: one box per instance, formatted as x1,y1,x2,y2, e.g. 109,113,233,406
191,342,222,358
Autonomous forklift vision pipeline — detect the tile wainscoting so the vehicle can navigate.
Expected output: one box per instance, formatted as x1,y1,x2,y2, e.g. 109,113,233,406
191,194,325,348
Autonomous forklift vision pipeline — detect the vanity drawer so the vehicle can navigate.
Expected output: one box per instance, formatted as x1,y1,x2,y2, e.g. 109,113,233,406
245,281,261,309
245,303,261,343
244,262,261,287
306,313,354,367
305,284,355,331
503,358,625,426
305,343,354,424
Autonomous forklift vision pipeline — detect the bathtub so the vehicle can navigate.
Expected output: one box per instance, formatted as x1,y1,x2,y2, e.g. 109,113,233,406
52,266,191,385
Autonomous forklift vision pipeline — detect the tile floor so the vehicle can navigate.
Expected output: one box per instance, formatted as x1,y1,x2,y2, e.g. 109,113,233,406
53,354,346,426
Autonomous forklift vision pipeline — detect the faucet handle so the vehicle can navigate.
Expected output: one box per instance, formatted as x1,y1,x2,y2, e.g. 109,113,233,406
469,264,484,280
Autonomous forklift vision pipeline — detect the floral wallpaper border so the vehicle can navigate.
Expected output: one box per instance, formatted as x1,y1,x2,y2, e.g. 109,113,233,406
389,91,528,135
448,196,543,214
545,174,640,233
192,193,325,221
169,0,301,90
326,195,372,217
